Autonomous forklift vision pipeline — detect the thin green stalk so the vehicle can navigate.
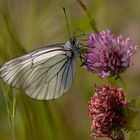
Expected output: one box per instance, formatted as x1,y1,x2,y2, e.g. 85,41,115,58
107,77,118,87
117,75,128,93
76,0,99,33
1,83,16,140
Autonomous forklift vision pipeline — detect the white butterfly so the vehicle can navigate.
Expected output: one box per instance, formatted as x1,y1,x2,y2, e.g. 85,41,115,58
0,37,81,100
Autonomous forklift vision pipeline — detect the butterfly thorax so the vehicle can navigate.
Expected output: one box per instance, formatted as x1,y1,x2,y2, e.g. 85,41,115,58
64,37,79,59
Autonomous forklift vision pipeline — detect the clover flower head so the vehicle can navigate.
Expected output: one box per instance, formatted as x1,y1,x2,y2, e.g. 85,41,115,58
85,30,137,78
88,85,136,140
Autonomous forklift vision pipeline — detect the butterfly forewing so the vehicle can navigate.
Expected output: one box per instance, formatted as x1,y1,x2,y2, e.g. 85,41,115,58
0,43,76,100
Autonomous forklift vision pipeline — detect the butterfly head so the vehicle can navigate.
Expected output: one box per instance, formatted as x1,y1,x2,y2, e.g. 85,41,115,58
64,37,79,50
69,37,79,46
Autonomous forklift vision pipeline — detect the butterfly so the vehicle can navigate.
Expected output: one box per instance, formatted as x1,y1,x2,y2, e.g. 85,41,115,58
0,37,84,100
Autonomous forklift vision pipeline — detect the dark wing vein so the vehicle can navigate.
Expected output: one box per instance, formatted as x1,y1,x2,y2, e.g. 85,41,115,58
25,56,68,90
28,58,69,98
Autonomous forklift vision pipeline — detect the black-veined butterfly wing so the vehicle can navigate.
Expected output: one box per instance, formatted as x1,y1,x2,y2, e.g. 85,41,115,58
0,43,76,100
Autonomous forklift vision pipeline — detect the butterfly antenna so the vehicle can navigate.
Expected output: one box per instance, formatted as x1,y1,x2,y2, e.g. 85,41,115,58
76,0,98,33
74,28,87,38
63,7,71,38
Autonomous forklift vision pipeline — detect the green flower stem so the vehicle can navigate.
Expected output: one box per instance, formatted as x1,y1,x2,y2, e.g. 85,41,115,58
107,75,128,95
117,75,128,94
107,77,118,87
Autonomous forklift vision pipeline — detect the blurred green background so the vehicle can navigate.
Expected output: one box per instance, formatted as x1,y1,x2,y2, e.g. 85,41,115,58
0,0,140,140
